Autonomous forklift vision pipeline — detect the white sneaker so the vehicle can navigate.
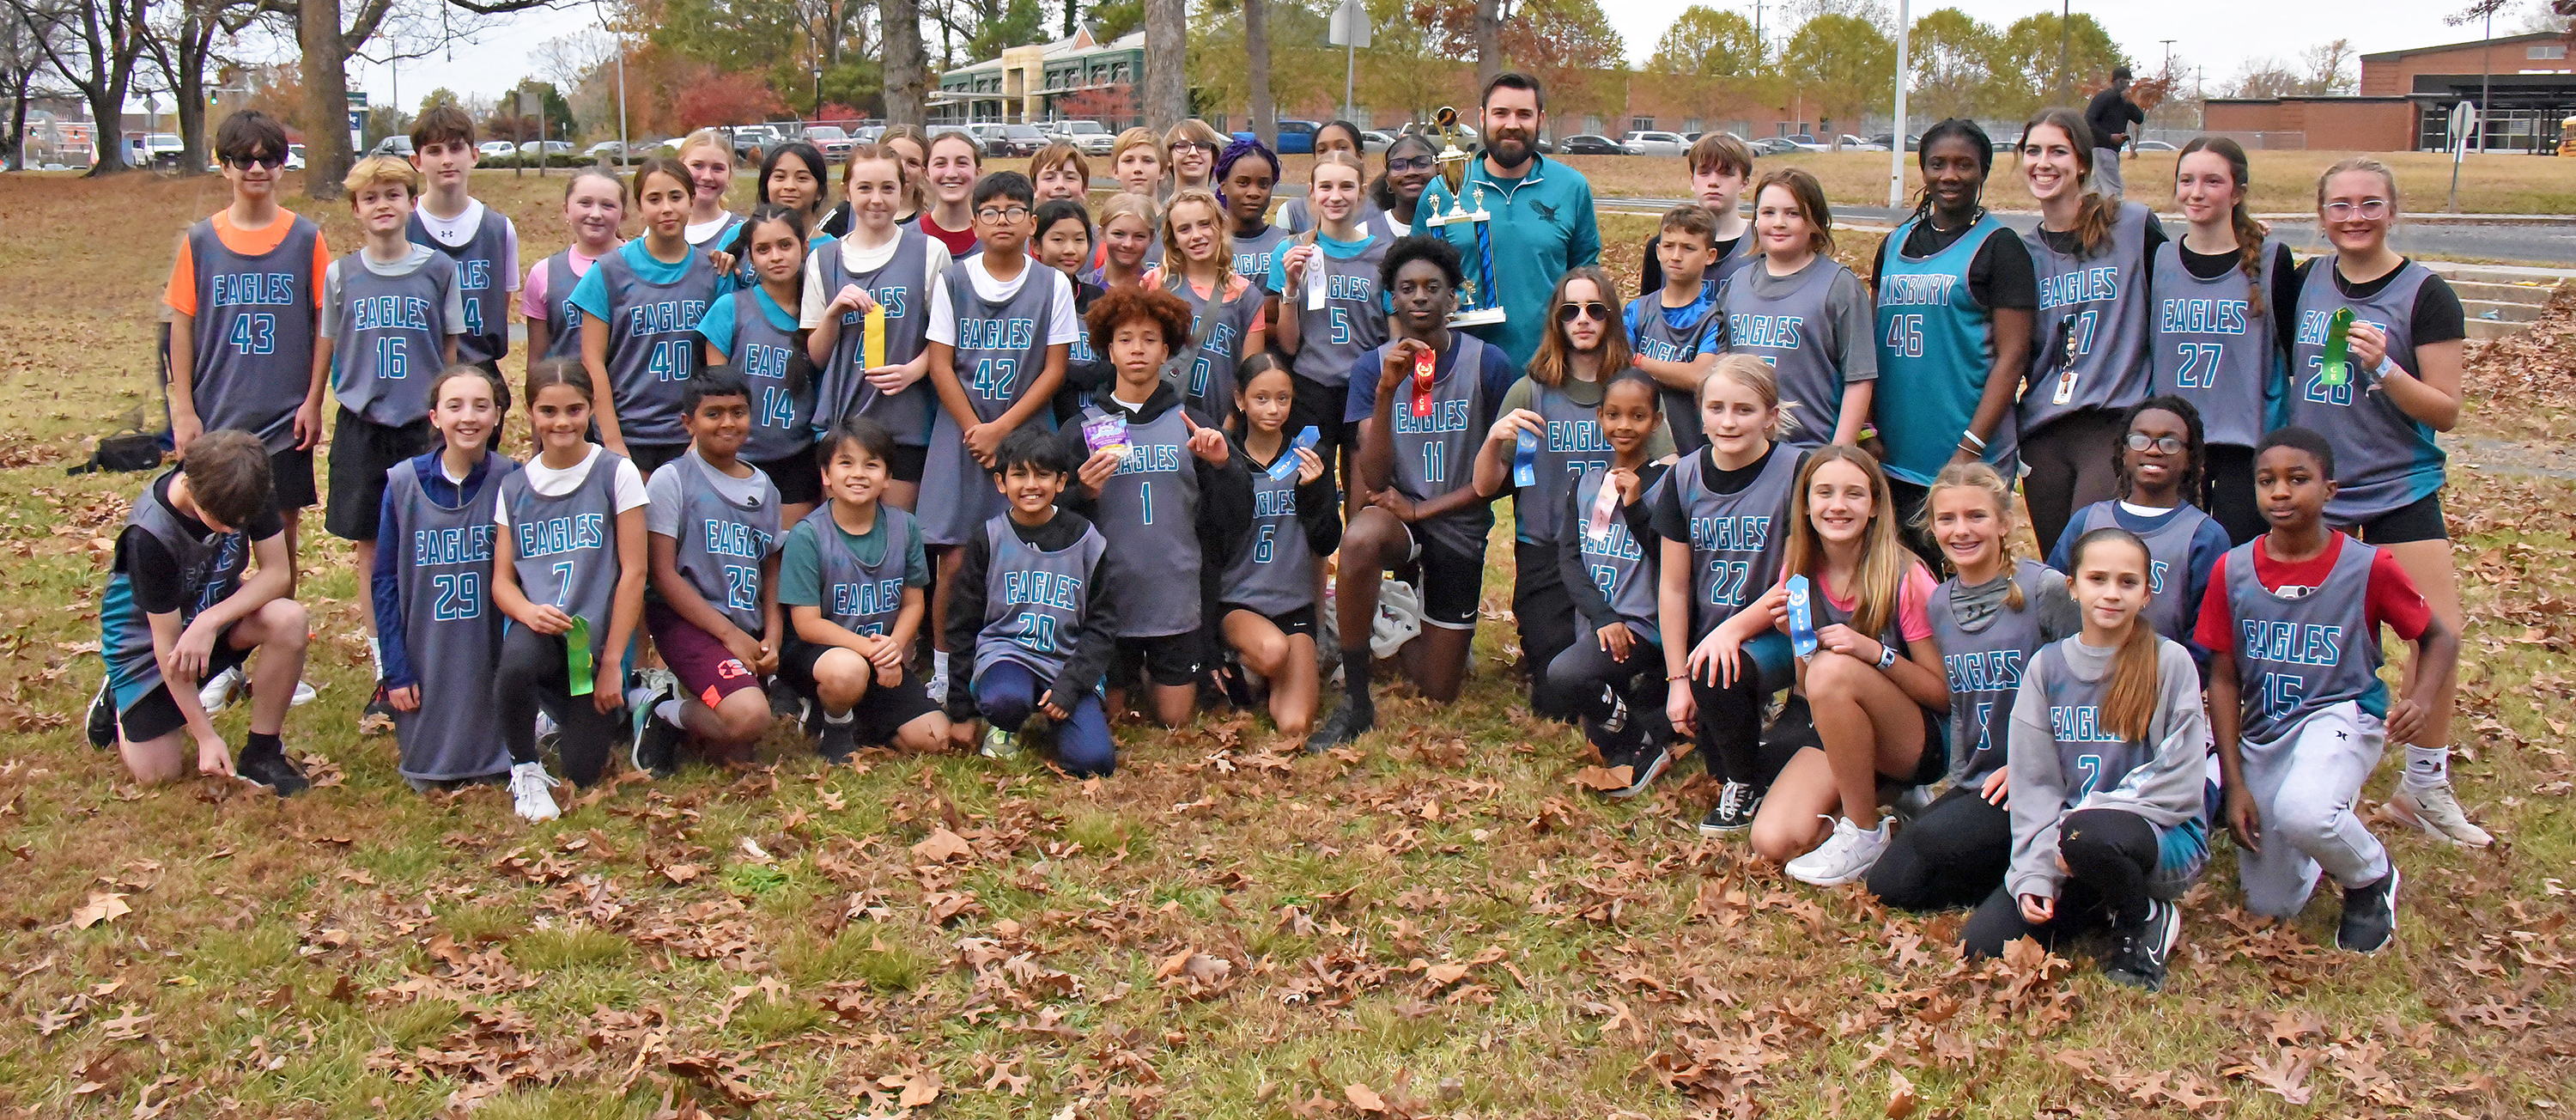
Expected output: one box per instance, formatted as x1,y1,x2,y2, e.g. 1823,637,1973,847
288,680,318,707
197,666,245,711
508,761,562,822
980,726,1021,759
1784,814,1893,887
925,654,951,707
2383,781,2494,848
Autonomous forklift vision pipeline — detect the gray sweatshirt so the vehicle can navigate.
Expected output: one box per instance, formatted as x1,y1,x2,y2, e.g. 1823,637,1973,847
2006,634,2208,902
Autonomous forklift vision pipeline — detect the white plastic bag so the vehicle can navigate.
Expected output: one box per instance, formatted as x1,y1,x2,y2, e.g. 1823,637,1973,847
1370,577,1423,660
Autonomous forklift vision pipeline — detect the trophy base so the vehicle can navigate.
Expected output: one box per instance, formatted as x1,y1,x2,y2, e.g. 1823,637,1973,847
1448,307,1507,327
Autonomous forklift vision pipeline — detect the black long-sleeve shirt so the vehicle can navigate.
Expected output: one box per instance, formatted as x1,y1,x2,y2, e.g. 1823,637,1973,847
943,508,1122,717
1056,382,1255,560
1558,461,1668,632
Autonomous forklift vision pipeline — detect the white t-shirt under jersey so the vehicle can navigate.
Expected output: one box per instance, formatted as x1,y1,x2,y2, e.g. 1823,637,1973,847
492,444,650,529
923,253,1082,348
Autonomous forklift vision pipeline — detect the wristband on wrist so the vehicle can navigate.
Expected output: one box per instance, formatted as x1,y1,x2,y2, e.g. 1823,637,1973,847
1957,429,1987,451
1875,643,1899,671
2376,356,2402,380
1666,671,1689,681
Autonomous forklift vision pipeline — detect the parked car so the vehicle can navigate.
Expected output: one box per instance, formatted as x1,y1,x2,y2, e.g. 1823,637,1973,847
730,125,780,161
1748,136,1801,156
138,132,184,169
1865,133,1922,152
968,122,1045,157
285,143,306,170
1618,130,1687,156
930,125,983,156
1232,119,1320,154
805,125,853,160
2133,138,2178,152
1838,134,1886,151
372,135,415,158
519,140,576,157
1049,119,1115,155
1360,130,1397,150
1556,134,1628,155
477,140,518,160
1779,134,1831,152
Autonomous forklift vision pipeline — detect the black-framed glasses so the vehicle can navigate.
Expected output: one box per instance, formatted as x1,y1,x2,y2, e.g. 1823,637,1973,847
975,205,1033,222
1386,155,1436,173
1171,140,1218,154
1556,301,1612,325
225,153,284,170
2124,432,2186,455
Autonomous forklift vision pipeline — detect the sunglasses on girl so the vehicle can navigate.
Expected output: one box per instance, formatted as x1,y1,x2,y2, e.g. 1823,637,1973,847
1556,301,1612,325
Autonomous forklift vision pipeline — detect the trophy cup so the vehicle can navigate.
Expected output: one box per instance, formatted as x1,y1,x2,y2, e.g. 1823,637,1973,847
1429,107,1505,327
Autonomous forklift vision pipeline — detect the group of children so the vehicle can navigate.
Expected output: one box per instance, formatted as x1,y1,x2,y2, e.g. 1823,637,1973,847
99,105,2482,986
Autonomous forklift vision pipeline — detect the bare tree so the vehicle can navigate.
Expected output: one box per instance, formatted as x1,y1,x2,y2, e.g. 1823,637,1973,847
144,0,261,176
1143,0,1183,129
2298,37,2356,95
881,0,924,125
14,0,149,174
0,0,61,171
266,0,562,201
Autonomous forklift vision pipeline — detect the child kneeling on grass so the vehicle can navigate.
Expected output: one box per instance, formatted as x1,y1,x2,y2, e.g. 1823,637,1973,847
92,430,312,794
943,426,1122,775
779,417,950,761
1966,527,2209,993
2202,427,2457,954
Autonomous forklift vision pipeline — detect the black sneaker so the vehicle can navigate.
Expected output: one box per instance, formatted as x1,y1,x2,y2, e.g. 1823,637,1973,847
1303,694,1375,754
359,681,398,736
1698,781,1763,835
631,704,683,779
767,677,808,724
1612,740,1670,800
2103,898,2179,993
87,680,117,750
816,715,857,764
235,748,311,797
2336,867,2400,954
1217,659,1257,710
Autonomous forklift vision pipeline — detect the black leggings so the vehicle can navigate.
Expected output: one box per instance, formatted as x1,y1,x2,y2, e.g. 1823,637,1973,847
2019,409,2129,557
495,625,621,787
1868,784,2013,911
1513,544,1579,720
1959,807,2160,958
2202,443,2265,545
1539,634,1664,747
1688,648,1798,787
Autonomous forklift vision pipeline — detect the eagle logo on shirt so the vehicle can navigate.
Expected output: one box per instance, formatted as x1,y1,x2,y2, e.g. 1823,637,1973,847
1530,200,1559,222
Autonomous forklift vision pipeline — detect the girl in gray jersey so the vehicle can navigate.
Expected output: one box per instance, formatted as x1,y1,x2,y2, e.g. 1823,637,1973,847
1724,170,1876,448
697,205,823,524
1965,527,2208,992
1220,360,1341,740
2014,110,2166,551
1270,152,1391,498
1540,372,1674,797
374,368,519,794
1868,462,2079,914
2153,137,2292,545
1151,189,1267,419
491,362,650,803
571,158,731,473
804,144,954,511
525,169,626,370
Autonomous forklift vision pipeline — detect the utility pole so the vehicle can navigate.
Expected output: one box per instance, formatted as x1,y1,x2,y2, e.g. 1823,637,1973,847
2057,0,2069,105
1888,0,1910,207
1750,0,1763,67
2159,40,2174,133
2481,4,2494,153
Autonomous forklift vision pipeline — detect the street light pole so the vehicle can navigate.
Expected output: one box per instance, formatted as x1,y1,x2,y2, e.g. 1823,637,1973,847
1887,0,1910,208
2057,0,2069,105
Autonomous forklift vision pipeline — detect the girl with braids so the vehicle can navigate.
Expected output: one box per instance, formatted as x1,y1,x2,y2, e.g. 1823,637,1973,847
1868,461,2079,912
699,204,824,526
1367,132,1438,240
1971,526,2209,994
2045,396,2228,659
2152,136,2296,544
2014,107,2169,552
1216,137,1290,286
1278,119,1370,233
1870,119,2036,561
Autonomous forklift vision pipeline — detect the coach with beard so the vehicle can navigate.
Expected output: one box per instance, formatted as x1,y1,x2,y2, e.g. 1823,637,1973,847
1419,71,1601,369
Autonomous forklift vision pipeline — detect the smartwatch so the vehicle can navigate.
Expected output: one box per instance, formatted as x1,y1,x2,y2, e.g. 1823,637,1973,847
1875,643,1899,671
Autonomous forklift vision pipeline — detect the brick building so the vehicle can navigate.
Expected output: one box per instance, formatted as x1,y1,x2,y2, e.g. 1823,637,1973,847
2206,30,2576,152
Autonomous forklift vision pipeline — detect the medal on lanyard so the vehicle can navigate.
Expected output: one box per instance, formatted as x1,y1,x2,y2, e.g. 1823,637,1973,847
1511,428,1539,489
1269,425,1321,481
565,616,596,697
1785,575,1820,662
1583,476,1623,543
2318,307,2356,387
2049,317,2081,405
1410,345,1437,417
863,304,888,371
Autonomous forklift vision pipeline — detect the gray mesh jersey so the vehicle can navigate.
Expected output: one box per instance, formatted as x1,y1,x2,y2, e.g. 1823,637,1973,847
974,514,1108,686
1287,237,1390,391
1387,332,1498,557
408,207,511,364
499,450,628,660
1928,559,2059,785
593,242,720,448
717,289,817,463
1808,563,1916,656
100,474,250,703
918,262,1060,546
2221,538,2387,745
386,454,519,782
2030,638,2158,805
1232,227,1291,289
1658,447,1799,642
1513,380,1611,545
329,251,458,426
1632,303,1723,452
1571,469,1657,640
2069,500,2215,642
1722,259,1853,448
1170,280,1265,418
183,216,321,451
2283,260,2447,522
2022,200,2157,435
805,504,917,636
538,252,589,362
1221,450,1315,618
2148,238,2281,449
1081,405,1202,637
812,228,934,443
662,452,783,636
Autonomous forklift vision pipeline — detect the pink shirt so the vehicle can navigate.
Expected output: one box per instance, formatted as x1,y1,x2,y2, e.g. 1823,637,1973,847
1807,561,1938,643
521,247,605,321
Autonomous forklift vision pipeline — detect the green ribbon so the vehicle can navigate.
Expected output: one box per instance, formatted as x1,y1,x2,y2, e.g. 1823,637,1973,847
566,616,594,697
2319,307,2355,387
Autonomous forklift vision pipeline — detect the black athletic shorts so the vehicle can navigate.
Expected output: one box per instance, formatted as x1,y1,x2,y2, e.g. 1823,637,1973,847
2345,490,2447,545
1221,602,1316,639
887,442,929,484
750,443,823,507
778,638,940,744
270,446,317,513
1114,634,1205,688
1403,525,1486,630
1288,374,1358,468
628,441,687,479
117,630,256,743
324,406,438,540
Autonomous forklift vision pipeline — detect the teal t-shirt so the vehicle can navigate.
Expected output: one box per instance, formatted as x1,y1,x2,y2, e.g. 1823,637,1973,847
567,238,737,325
1264,229,1378,295
779,503,930,610
693,285,799,357
1420,153,1601,368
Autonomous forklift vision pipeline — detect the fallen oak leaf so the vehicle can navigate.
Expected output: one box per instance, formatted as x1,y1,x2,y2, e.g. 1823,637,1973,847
69,892,129,928
2223,1050,2314,1105
1886,1069,1917,1119
1565,764,1634,793
1344,1082,1388,1114
911,826,974,864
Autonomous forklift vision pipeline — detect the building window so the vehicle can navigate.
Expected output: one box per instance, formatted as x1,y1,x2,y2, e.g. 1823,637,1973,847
1630,115,1654,132
1682,117,1703,134
1583,114,1602,135
1111,62,1127,82
2530,43,2567,59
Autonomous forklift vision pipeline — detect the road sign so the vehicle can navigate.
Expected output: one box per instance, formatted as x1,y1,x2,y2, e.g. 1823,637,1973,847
1328,0,1370,48
2449,100,2477,212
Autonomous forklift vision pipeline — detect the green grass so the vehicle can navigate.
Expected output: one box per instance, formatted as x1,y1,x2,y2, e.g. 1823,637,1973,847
0,170,2568,1119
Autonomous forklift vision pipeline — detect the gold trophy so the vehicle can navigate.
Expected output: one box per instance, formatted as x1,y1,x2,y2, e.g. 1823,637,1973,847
1428,106,1504,327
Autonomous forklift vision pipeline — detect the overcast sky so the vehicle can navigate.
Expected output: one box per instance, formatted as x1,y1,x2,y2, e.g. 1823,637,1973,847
266,0,2518,116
